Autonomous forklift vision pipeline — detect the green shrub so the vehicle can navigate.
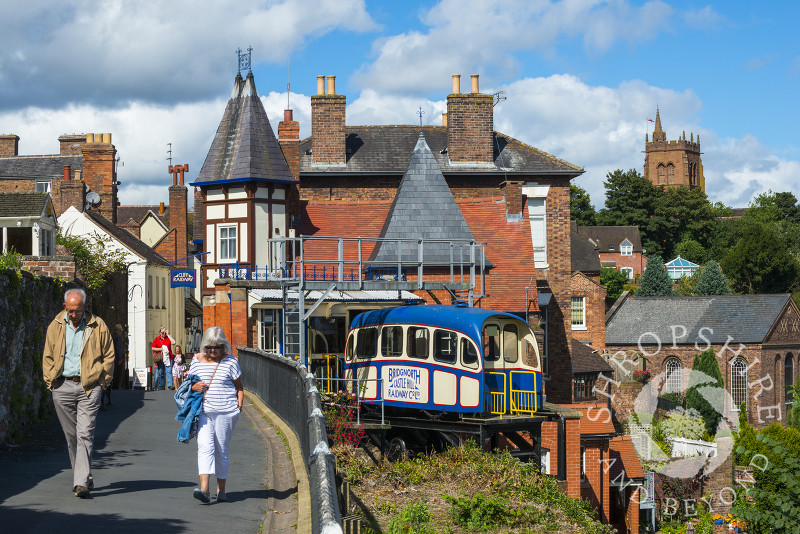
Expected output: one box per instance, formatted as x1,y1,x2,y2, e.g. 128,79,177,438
685,349,724,435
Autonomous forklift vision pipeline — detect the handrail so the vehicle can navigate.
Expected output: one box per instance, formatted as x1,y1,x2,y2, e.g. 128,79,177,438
484,371,507,417
509,370,539,415
317,376,385,427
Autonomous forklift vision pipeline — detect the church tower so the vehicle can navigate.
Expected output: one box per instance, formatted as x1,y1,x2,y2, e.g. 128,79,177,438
643,108,705,193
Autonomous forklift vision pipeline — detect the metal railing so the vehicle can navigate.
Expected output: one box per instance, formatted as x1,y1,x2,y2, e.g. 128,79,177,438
509,371,539,415
311,355,345,394
484,371,507,415
317,377,385,427
238,347,342,534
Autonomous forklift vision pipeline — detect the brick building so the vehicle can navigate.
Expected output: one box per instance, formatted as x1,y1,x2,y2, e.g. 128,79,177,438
573,224,645,279
605,293,800,427
643,108,705,193
571,228,607,351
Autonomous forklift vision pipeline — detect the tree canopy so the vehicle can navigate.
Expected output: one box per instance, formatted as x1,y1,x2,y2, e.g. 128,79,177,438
637,255,673,296
694,260,732,296
570,184,597,226
600,266,629,303
685,348,724,435
720,222,799,294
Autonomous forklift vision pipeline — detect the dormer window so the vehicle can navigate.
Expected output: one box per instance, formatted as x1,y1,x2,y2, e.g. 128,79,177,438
621,239,633,256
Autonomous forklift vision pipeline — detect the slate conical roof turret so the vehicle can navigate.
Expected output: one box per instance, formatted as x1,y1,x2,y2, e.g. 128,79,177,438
370,133,491,266
193,71,295,185
652,107,666,143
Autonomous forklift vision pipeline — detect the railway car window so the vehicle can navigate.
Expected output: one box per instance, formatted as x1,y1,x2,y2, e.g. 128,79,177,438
524,340,540,369
433,329,458,364
407,327,429,359
503,325,519,363
381,326,403,357
483,324,500,361
346,333,354,361
356,328,378,359
461,338,479,369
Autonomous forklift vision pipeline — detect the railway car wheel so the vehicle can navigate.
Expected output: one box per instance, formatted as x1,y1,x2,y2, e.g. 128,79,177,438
387,437,407,463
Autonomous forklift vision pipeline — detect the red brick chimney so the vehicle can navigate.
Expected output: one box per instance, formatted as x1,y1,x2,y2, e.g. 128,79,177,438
0,135,19,156
81,133,118,223
446,74,494,164
311,75,346,165
58,134,85,155
168,164,189,267
502,180,524,220
278,109,300,180
54,164,86,216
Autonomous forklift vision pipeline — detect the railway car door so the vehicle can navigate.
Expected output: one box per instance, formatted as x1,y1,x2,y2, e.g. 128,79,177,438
482,322,505,414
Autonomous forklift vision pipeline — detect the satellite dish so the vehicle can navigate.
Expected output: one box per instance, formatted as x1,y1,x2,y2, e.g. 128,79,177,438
86,191,102,208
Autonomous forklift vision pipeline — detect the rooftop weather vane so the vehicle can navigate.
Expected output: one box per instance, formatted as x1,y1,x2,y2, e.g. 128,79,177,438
417,107,425,132
237,46,253,74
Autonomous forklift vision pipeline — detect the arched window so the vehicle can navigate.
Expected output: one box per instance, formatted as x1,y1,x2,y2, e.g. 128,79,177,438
667,164,675,184
786,354,795,407
665,358,682,393
657,165,666,185
731,358,747,410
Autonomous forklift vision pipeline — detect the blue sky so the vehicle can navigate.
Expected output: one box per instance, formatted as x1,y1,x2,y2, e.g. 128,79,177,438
1,0,797,209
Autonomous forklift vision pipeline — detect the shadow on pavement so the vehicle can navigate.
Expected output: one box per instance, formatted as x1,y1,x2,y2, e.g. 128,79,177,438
0,507,185,534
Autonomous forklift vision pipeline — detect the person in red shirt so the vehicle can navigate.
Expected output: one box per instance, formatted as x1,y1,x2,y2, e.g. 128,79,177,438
152,327,176,389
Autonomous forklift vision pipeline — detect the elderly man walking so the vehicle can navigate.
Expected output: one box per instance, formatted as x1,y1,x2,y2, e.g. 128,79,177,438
43,288,115,498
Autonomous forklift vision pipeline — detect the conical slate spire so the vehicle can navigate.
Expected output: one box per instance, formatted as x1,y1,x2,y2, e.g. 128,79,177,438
370,133,491,266
194,71,295,184
652,107,666,142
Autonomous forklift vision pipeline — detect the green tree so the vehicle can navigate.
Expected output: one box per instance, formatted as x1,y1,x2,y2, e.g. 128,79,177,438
674,239,707,265
57,232,127,291
685,348,724,435
694,260,732,296
789,383,800,431
651,186,717,259
675,270,702,296
570,184,597,226
721,222,799,294
746,190,799,224
600,267,629,303
596,169,665,254
637,255,673,296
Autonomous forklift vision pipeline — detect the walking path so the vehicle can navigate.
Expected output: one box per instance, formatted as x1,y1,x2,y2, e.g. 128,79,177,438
0,389,301,533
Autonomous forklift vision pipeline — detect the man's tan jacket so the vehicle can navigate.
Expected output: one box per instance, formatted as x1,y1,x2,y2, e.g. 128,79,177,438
42,310,115,395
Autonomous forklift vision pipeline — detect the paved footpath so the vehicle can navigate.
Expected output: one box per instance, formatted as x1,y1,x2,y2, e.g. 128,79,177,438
0,389,300,533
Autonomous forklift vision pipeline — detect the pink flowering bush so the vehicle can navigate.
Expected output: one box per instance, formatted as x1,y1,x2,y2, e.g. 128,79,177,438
323,389,365,449
633,369,652,383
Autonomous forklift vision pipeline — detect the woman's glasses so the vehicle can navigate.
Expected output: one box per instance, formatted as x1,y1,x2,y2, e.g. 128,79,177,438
205,345,224,352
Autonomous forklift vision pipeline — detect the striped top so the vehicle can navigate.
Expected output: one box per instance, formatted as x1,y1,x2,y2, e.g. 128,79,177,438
188,355,242,413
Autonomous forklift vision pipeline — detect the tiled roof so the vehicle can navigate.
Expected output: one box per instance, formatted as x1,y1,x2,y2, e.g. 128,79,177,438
571,230,600,272
609,436,645,480
665,256,698,268
0,192,50,218
369,133,490,267
117,205,168,226
606,294,792,345
299,125,583,176
560,402,617,436
574,225,642,252
85,210,170,266
299,196,539,313
0,154,82,179
193,71,295,186
571,339,613,374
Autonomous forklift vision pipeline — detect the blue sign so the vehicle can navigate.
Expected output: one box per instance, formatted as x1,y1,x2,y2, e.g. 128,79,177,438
170,269,196,288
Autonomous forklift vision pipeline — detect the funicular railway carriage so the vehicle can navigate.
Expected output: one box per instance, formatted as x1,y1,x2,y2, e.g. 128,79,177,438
343,305,543,417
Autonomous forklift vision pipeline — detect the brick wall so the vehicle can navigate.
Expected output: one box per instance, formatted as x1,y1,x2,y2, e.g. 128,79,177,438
168,183,188,267
278,111,300,181
598,251,645,278
311,94,346,165
581,438,610,522
0,178,34,194
21,255,77,279
53,179,85,218
58,134,85,155
446,93,493,163
80,137,117,223
0,135,19,156
154,229,177,263
571,272,607,352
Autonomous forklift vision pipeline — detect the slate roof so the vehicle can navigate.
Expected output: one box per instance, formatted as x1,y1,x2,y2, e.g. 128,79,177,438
571,230,600,272
0,192,50,218
606,294,792,345
369,133,491,267
85,210,170,266
299,125,583,176
193,71,295,186
571,339,613,374
574,226,642,252
0,155,82,179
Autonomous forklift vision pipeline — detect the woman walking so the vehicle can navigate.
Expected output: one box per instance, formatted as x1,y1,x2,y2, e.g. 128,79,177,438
189,327,243,503
172,344,185,389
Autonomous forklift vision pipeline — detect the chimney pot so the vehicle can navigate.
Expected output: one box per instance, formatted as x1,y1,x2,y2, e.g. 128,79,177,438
442,112,448,127
159,202,165,215
85,133,94,143
102,133,111,144
471,74,479,93
316,75,325,95
452,74,461,94
64,165,71,181
284,109,293,122
327,75,336,95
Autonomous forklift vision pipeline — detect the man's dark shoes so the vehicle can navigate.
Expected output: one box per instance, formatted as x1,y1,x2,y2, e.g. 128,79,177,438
73,485,90,498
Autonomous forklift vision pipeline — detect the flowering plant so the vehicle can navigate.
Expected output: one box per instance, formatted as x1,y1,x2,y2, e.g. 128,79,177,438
633,368,652,383
322,389,366,449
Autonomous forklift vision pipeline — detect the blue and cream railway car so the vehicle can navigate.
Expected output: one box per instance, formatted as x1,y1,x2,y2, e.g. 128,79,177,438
343,305,543,416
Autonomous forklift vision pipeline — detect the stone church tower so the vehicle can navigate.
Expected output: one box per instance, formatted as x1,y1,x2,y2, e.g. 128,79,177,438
643,108,705,193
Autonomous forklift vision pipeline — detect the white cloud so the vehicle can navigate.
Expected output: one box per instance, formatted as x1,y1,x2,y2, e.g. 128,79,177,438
354,0,677,94
0,0,377,109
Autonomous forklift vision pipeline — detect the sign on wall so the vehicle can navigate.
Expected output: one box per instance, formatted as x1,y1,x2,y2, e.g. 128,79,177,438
170,268,196,288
